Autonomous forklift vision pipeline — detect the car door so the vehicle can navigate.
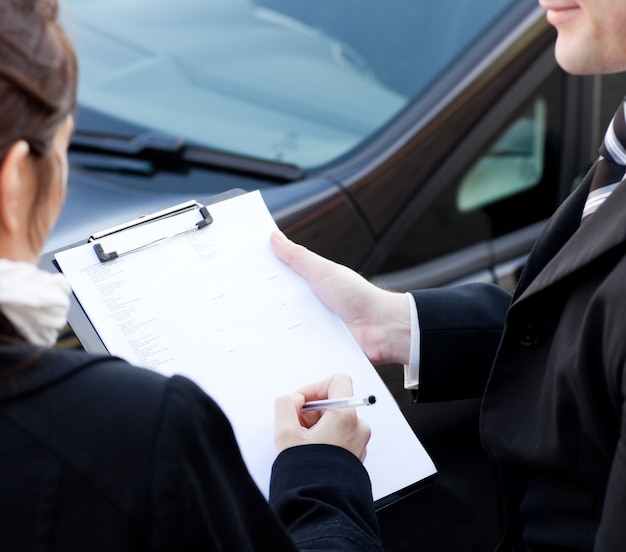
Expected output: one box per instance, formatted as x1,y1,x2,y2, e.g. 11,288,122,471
371,68,626,292
371,62,567,291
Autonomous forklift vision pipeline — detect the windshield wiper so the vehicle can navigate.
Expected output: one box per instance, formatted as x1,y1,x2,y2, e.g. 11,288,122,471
69,131,305,183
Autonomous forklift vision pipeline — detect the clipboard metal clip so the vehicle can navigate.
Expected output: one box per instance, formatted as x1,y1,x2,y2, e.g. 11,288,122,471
89,200,213,263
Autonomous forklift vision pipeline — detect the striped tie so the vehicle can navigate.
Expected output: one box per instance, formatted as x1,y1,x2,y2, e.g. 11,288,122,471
582,100,626,221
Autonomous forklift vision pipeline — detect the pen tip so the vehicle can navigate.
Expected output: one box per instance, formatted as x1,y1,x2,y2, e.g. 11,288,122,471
368,395,376,405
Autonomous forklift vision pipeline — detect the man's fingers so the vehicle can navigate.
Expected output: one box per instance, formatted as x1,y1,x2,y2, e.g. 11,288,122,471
270,230,335,284
270,231,304,273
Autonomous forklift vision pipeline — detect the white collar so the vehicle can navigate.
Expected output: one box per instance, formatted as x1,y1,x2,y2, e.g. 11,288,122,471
0,259,70,347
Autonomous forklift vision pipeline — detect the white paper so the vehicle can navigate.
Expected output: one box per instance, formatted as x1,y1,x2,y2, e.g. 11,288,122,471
55,190,436,503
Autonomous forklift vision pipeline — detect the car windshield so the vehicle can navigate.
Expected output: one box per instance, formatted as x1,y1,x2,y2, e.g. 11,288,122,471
63,0,518,169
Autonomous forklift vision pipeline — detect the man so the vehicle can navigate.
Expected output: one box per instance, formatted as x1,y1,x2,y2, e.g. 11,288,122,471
270,1,626,550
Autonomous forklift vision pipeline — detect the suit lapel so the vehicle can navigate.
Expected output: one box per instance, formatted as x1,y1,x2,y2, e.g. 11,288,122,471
515,168,626,304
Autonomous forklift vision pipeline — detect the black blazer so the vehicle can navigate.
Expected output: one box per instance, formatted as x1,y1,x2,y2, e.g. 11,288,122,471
412,168,626,551
0,345,382,551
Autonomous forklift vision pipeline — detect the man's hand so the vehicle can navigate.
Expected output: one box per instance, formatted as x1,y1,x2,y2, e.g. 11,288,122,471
271,230,412,366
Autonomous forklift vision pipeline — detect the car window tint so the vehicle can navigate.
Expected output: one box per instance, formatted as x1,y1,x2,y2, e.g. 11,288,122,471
457,99,547,212
379,71,563,272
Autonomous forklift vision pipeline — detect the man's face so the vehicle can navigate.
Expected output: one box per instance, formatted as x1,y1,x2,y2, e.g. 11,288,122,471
539,0,626,74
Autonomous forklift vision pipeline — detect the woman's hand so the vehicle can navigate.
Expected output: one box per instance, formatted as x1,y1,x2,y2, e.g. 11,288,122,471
274,373,370,461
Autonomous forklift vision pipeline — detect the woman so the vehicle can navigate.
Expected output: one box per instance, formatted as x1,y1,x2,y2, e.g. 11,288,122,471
0,2,382,551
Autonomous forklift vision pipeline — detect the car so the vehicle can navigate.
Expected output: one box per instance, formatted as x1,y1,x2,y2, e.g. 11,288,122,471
52,0,626,292
48,1,626,550
52,0,612,289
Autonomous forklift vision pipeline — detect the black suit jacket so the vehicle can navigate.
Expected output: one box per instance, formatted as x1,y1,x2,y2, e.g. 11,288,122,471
412,167,626,551
0,345,382,551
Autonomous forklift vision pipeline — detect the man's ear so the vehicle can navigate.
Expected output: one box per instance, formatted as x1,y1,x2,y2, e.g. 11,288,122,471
0,141,30,236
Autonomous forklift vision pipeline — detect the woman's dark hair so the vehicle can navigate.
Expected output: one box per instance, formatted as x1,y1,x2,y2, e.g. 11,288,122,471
0,0,78,244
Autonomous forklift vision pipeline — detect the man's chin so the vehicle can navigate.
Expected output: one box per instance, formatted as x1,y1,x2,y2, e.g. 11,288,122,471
554,38,626,76
553,41,594,75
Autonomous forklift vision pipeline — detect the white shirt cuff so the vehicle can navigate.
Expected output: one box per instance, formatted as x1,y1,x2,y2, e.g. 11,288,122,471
403,292,420,390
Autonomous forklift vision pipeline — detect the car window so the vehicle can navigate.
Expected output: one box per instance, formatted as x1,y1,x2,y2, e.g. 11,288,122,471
63,0,519,169
457,99,547,212
378,70,564,273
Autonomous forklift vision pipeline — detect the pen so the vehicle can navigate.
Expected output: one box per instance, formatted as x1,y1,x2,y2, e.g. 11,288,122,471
302,395,377,411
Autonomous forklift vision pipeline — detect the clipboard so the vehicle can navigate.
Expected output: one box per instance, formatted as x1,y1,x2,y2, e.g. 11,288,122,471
42,188,437,508
40,188,245,353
